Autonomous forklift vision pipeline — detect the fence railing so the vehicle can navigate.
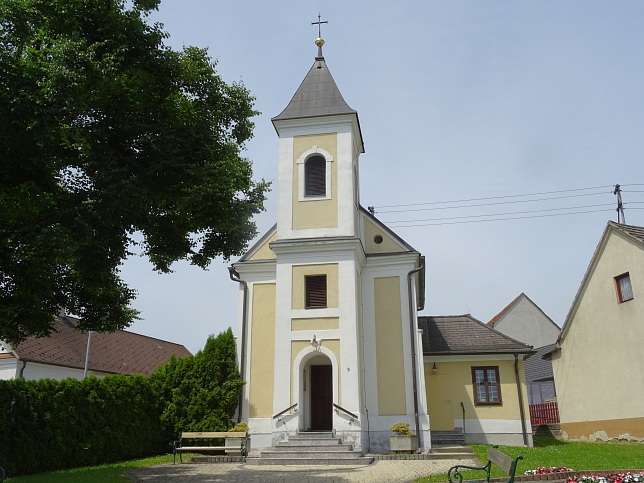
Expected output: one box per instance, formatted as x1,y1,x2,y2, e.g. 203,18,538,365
529,401,559,425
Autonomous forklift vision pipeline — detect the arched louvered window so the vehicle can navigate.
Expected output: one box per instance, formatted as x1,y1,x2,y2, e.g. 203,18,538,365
304,155,326,196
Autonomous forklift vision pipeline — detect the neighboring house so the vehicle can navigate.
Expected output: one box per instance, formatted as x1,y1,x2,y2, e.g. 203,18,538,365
523,343,557,405
420,315,534,446
229,35,534,454
549,221,644,441
0,315,192,380
488,293,560,348
488,293,560,405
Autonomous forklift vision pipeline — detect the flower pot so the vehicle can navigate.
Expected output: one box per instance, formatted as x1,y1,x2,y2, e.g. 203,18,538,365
224,436,249,456
390,434,418,453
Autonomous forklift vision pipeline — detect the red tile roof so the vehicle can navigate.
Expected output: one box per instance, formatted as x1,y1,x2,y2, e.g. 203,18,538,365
487,293,524,327
12,316,191,376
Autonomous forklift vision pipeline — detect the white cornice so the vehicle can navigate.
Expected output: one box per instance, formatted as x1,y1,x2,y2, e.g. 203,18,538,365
232,259,277,281
270,237,367,267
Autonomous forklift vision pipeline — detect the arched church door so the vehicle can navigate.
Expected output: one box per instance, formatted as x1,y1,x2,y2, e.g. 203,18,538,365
310,364,332,430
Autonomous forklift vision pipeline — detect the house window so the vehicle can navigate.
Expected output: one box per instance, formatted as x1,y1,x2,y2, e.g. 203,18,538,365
305,275,327,308
304,155,326,196
615,273,633,303
472,366,502,405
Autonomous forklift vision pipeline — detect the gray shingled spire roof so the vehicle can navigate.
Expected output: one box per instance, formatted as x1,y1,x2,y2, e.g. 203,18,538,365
272,46,357,122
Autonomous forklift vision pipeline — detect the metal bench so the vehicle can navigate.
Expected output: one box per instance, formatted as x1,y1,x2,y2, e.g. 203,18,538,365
172,431,248,464
448,446,523,483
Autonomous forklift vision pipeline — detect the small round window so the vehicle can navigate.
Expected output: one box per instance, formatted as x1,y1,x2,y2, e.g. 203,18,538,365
374,235,383,244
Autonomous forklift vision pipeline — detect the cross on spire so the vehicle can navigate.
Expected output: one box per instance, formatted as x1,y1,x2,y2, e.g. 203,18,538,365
311,13,328,38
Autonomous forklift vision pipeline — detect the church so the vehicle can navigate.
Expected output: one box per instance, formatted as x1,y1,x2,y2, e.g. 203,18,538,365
229,31,533,455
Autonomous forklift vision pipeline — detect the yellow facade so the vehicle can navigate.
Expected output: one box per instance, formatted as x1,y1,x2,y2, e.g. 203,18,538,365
291,264,339,309
292,133,338,230
374,276,407,415
364,218,406,254
248,232,277,261
248,283,276,418
424,359,528,423
552,227,644,437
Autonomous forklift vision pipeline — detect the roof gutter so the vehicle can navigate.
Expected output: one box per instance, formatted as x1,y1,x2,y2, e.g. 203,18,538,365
229,266,249,424
407,258,424,450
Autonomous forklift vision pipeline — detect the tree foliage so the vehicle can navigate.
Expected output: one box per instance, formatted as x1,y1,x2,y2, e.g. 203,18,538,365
0,0,268,343
151,328,243,436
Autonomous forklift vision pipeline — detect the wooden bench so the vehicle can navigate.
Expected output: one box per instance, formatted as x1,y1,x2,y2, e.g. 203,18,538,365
172,431,249,464
448,446,523,483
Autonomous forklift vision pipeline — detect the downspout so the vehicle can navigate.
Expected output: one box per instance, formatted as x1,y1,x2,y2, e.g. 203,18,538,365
514,353,529,446
229,266,249,424
407,258,424,450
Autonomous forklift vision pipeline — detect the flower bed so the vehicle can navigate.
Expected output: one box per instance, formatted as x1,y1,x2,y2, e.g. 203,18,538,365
505,470,644,483
526,467,574,476
565,473,644,483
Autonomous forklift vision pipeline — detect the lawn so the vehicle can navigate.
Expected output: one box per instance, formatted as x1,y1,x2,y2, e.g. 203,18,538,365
4,454,176,483
416,436,644,483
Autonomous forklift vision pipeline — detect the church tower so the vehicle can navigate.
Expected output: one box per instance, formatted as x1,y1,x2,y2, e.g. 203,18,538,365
230,30,429,454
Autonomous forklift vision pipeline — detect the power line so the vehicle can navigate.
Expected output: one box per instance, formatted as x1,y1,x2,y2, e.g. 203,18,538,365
373,185,614,210
387,207,616,227
377,191,610,214
382,203,615,225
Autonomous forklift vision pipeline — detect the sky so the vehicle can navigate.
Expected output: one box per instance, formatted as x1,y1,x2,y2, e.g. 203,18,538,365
122,1,644,354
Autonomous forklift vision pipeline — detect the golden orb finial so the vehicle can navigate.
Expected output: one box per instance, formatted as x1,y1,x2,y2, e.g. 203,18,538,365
315,37,325,47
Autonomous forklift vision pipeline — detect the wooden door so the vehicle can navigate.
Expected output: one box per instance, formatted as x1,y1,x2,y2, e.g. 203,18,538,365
310,365,332,430
426,374,455,431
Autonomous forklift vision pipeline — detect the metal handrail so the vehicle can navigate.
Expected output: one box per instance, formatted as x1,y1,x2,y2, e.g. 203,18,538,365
460,401,466,437
273,403,297,419
333,403,358,420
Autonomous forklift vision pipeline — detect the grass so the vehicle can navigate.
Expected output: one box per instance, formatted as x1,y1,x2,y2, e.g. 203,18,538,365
5,437,643,482
416,436,644,483
5,454,177,483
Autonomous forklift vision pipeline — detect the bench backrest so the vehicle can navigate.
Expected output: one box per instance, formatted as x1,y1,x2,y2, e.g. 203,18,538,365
488,447,518,475
181,431,247,439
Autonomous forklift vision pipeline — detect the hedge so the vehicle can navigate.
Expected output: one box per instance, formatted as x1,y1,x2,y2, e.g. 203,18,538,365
0,328,243,477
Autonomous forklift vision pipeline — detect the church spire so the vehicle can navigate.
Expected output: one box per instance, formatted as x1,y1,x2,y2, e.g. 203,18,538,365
272,16,359,129
311,13,328,59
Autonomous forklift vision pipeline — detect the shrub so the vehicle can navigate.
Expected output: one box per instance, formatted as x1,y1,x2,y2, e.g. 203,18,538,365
389,422,413,435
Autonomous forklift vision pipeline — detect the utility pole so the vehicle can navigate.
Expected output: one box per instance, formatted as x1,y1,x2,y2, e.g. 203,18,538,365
83,331,92,378
613,184,626,224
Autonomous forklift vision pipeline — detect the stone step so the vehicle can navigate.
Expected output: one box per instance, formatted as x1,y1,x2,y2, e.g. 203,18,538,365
276,443,354,451
289,432,335,439
246,456,374,466
260,450,360,459
431,432,466,445
277,438,345,447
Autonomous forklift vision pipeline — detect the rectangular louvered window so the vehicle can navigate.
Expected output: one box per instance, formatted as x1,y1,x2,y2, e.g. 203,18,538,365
304,155,326,196
305,275,327,308
472,366,502,405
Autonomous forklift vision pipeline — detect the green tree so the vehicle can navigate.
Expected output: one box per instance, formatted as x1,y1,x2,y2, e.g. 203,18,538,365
0,0,268,343
152,329,243,436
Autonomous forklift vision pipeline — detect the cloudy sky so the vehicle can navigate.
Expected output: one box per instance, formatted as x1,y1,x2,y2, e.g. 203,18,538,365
122,1,644,354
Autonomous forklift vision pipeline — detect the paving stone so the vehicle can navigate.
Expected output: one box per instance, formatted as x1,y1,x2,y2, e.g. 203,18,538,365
123,458,480,482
